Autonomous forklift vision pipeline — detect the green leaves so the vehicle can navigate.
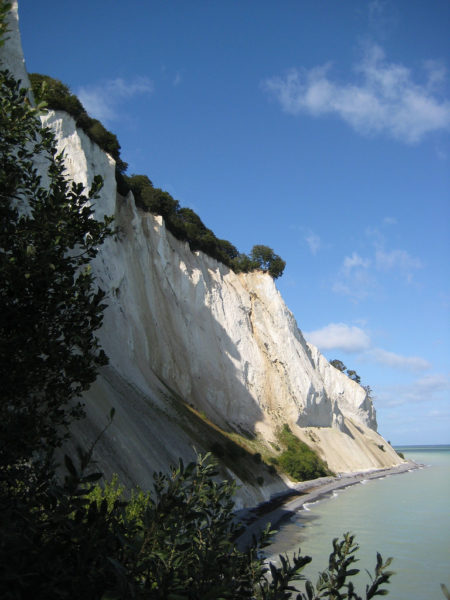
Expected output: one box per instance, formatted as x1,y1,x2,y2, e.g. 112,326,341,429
0,65,113,473
250,244,286,279
278,424,332,481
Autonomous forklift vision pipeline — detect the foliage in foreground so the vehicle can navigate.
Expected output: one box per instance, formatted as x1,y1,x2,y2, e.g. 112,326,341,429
0,66,113,475
1,445,395,600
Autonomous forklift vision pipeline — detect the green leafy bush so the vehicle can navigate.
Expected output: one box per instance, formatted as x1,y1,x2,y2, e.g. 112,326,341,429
278,425,332,481
0,68,113,471
251,244,286,279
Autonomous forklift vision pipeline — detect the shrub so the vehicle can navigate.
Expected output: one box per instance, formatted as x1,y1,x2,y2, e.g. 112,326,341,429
0,67,113,471
278,425,332,481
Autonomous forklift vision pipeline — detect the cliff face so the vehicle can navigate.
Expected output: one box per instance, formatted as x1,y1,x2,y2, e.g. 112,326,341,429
4,2,403,507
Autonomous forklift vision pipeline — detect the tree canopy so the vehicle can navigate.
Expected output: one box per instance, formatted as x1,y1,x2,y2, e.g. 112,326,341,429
251,244,286,279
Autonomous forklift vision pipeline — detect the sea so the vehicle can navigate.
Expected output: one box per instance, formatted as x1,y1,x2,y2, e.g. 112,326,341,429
264,446,450,600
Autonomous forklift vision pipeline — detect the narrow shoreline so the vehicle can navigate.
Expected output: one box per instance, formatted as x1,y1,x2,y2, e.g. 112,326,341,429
235,460,421,549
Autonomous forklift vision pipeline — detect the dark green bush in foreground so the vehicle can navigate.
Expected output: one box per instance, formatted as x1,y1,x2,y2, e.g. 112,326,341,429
278,425,332,481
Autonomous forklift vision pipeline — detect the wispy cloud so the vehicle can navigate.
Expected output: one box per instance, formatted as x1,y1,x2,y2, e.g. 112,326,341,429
378,373,450,405
305,232,321,255
332,270,375,302
77,76,154,122
367,348,431,371
383,216,397,225
305,322,371,353
375,248,423,273
343,252,371,273
332,251,374,301
332,226,423,300
262,43,450,143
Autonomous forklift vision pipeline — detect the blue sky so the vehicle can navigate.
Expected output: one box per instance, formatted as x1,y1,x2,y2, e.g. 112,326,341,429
18,0,449,444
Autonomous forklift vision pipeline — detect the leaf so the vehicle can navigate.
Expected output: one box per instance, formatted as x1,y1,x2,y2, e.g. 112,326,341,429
81,471,103,484
64,454,77,477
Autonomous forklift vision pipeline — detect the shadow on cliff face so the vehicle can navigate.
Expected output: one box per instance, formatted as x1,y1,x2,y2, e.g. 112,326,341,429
69,362,290,505
63,208,293,503
182,313,266,434
113,208,268,439
162,382,286,491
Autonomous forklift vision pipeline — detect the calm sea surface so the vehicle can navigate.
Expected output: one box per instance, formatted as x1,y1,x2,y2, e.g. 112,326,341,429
265,446,450,599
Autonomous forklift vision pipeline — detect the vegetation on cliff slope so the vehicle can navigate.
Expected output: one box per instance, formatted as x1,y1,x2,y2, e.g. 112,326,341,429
29,73,286,279
329,359,362,385
278,425,333,481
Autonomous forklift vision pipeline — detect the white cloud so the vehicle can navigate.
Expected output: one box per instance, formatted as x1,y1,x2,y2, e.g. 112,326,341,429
77,76,154,122
383,216,397,225
262,43,450,143
305,322,371,353
367,348,431,371
173,72,182,86
305,232,321,255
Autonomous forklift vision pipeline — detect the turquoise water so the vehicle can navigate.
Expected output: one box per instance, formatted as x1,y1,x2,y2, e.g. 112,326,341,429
265,446,450,599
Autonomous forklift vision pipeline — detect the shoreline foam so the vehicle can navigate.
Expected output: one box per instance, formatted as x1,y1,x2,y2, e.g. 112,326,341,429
235,460,420,549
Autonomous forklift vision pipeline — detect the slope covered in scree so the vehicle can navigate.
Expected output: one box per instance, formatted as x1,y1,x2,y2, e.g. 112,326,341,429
4,1,403,508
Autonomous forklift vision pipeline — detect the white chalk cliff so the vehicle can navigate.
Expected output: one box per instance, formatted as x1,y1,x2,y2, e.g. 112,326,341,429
4,3,403,508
